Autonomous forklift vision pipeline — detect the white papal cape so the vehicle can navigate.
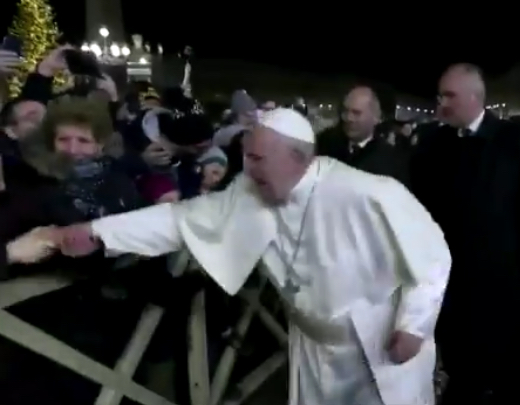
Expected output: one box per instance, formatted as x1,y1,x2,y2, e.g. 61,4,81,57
92,157,451,405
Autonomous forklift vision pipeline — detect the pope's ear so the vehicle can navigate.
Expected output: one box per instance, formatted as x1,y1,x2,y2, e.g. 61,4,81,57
287,140,314,164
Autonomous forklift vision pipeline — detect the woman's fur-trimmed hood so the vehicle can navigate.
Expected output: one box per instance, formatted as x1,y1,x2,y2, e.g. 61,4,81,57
20,126,123,180
20,127,76,180
19,97,117,180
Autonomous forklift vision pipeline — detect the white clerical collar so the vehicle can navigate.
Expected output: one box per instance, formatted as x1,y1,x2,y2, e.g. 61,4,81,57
356,136,373,148
468,110,485,132
458,110,485,136
289,159,320,204
350,135,373,152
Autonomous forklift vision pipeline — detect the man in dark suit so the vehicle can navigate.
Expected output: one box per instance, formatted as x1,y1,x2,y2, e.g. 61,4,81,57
316,86,410,187
411,63,520,405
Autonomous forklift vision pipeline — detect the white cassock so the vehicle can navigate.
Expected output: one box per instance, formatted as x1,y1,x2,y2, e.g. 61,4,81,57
91,155,451,405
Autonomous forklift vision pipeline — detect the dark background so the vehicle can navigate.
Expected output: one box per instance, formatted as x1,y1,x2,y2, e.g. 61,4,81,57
0,0,518,98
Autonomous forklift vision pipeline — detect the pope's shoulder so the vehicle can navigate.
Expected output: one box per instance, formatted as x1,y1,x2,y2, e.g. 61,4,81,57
315,156,412,206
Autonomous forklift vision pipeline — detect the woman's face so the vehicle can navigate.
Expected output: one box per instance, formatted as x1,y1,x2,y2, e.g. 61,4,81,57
54,124,102,160
201,162,226,189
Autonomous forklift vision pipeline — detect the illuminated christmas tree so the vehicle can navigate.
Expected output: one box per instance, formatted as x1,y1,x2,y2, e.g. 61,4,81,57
8,0,65,97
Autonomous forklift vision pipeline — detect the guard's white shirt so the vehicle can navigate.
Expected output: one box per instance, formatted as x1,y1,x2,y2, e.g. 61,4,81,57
92,157,451,405
458,109,485,137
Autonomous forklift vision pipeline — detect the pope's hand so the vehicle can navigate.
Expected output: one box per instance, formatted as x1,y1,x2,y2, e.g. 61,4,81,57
386,330,423,364
6,226,59,264
59,223,100,257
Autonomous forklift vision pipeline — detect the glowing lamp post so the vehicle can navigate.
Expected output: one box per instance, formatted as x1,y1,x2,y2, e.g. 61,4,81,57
99,26,109,54
110,44,121,57
89,43,102,57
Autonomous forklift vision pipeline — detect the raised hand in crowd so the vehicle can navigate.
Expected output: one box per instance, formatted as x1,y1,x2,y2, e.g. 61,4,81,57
96,73,118,102
37,44,73,77
0,49,21,75
6,226,60,264
141,142,172,167
156,190,180,203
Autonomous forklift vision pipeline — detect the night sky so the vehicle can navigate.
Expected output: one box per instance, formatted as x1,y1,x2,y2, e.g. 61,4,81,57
0,0,518,97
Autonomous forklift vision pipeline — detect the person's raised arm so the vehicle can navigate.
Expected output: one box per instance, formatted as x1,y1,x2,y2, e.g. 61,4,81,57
21,46,71,104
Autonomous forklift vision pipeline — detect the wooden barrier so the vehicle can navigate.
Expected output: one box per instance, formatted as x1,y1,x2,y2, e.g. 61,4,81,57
0,258,288,404
0,273,175,405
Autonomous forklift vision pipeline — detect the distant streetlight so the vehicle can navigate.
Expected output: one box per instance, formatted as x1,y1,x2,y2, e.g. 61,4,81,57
139,57,148,65
110,44,121,57
121,46,130,56
89,43,102,57
99,27,109,38
80,43,90,52
99,27,110,53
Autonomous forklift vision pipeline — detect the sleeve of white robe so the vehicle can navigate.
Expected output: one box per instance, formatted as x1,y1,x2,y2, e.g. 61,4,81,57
90,178,241,257
367,178,452,339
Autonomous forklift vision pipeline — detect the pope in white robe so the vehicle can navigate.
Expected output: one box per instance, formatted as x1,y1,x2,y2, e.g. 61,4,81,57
60,108,451,405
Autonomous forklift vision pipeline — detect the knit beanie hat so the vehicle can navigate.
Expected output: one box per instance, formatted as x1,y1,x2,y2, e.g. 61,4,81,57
231,90,257,116
197,146,228,167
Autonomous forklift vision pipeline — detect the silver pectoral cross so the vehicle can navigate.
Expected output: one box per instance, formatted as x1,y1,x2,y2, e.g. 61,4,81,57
282,277,301,296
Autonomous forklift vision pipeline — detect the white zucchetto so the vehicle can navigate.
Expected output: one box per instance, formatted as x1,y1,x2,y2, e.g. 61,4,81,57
259,108,315,144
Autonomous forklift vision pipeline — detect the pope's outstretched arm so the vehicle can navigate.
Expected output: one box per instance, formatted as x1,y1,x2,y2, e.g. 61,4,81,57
86,175,275,296
89,175,246,257
368,179,452,339
91,203,183,256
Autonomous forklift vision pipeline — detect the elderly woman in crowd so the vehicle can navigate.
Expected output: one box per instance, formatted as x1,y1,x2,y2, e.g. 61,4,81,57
0,97,169,405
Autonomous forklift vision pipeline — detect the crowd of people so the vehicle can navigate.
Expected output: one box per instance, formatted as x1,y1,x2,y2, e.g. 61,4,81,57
0,42,517,405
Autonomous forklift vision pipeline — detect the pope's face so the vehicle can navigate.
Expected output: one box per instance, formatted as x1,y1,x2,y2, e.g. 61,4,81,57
243,126,298,205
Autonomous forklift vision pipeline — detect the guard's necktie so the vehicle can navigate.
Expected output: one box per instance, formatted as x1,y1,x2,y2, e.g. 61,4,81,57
350,144,362,155
458,128,473,137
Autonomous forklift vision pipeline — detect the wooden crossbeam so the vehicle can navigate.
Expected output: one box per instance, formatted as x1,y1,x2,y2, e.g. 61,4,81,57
0,309,177,405
238,289,287,346
209,279,267,405
0,275,73,309
187,290,211,405
95,304,165,405
224,351,287,405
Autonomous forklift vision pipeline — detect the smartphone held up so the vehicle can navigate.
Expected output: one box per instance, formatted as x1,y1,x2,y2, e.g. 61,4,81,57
1,35,22,56
62,49,103,78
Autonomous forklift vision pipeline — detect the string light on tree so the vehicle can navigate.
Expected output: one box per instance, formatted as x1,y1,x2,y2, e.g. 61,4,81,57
7,0,66,96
